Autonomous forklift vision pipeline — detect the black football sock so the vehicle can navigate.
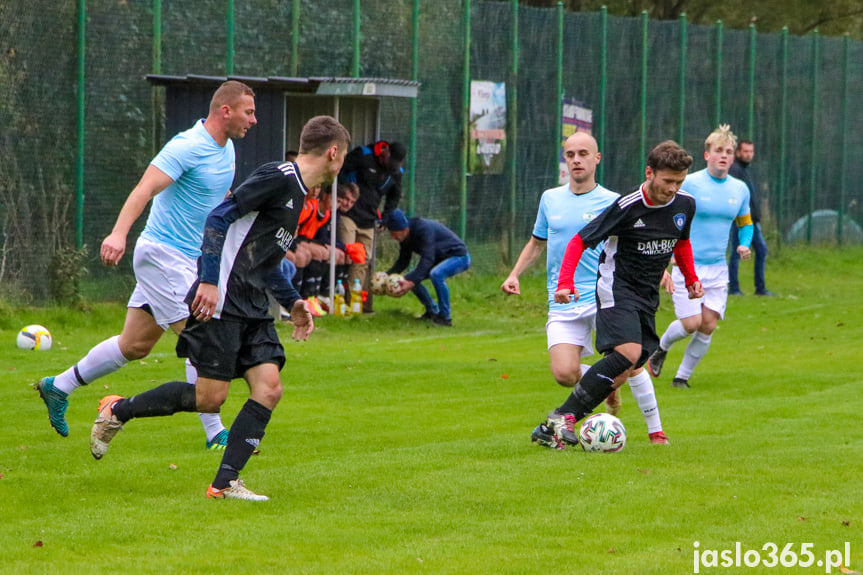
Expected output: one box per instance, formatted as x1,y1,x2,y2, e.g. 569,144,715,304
557,351,633,420
311,260,325,296
111,381,197,423
212,399,272,490
291,267,304,292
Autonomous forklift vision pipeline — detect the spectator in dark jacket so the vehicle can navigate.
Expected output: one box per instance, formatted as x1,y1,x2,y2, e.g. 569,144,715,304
384,210,471,327
338,141,407,311
728,139,775,296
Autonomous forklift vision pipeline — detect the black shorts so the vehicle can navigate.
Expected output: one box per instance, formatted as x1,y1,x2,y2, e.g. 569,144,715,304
177,314,285,381
595,305,659,368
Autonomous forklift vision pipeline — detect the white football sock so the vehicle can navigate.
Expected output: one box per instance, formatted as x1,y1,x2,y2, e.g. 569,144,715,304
53,335,129,395
676,331,713,380
187,358,226,441
627,369,662,433
659,319,691,352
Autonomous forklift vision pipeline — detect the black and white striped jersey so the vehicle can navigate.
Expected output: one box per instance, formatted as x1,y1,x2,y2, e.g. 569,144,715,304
579,187,696,312
197,161,308,319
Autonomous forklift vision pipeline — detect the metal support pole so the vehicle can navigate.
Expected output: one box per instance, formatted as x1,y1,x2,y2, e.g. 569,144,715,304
598,5,607,182
640,11,648,177
407,0,419,216
747,23,756,138
777,27,788,248
76,0,86,250
460,0,471,239
839,35,850,244
352,0,361,77
807,30,819,244
509,0,518,262
151,0,162,157
556,2,564,181
290,0,300,76
715,20,723,126
226,0,234,75
678,13,686,145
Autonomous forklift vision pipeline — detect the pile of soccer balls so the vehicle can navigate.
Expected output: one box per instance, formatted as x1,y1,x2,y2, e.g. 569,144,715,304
578,413,627,452
16,324,53,351
371,271,405,297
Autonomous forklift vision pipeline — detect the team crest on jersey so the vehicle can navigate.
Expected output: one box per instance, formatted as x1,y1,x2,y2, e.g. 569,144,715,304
673,213,687,230
583,211,598,223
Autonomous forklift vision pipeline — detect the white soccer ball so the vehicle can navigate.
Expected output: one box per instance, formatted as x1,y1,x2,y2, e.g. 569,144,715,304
371,271,389,295
578,413,626,452
17,324,53,351
386,273,406,297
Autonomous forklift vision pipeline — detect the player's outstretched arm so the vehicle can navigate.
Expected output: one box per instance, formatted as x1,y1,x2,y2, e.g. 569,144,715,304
501,236,545,295
101,165,175,266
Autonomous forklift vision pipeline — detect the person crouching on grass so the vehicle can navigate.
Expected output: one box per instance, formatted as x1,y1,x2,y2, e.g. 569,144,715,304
88,115,351,501
384,209,471,327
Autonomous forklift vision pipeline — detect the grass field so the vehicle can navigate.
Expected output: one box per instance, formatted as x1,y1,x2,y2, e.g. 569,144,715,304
2,246,862,574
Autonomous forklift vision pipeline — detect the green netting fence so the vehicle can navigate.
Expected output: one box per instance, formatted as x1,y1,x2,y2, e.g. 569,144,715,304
2,0,861,304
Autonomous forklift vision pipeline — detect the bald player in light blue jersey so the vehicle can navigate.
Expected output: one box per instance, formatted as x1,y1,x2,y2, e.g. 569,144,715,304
502,132,670,445
36,81,257,448
649,124,753,389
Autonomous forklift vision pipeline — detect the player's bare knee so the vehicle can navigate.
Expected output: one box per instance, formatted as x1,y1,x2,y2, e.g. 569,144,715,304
118,338,155,361
552,368,580,387
196,387,228,412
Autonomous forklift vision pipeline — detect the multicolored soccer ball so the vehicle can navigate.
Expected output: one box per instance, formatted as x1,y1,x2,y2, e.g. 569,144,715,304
386,273,406,297
578,413,626,452
371,271,390,295
17,324,52,351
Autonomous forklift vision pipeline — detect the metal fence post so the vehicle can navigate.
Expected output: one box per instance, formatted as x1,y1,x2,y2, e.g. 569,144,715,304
460,0,470,239
715,20,723,126
640,10,647,176
678,13,686,145
807,30,819,244
408,0,419,217
76,0,86,250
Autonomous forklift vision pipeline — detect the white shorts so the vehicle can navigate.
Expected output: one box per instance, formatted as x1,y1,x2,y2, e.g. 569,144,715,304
545,304,596,357
127,238,198,330
671,264,728,320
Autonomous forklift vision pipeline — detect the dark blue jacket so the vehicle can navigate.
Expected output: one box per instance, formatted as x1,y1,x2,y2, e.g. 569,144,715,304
387,218,468,284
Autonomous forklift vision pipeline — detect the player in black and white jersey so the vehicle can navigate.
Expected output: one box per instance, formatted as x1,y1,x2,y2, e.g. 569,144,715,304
87,116,351,501
532,140,705,448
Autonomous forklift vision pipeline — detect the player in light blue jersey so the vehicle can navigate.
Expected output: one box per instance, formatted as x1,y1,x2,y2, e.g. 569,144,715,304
649,125,753,388
502,132,670,445
36,81,257,449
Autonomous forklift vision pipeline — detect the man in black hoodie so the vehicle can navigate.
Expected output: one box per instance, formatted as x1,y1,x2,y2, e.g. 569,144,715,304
338,141,407,311
728,139,775,296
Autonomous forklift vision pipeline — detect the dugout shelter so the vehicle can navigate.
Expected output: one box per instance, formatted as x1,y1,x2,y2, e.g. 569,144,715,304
146,74,419,185
146,74,419,309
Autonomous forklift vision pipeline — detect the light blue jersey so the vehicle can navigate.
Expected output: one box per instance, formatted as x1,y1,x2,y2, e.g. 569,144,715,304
141,120,236,259
533,183,619,311
683,169,752,266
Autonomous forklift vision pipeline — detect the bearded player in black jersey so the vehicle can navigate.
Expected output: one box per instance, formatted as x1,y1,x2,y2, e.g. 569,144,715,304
88,116,351,500
532,141,705,448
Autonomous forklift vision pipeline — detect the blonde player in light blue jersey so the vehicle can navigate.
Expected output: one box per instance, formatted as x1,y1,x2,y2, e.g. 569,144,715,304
649,124,753,388
36,81,257,449
502,132,669,445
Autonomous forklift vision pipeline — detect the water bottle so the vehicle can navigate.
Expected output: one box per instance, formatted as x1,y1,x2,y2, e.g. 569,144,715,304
334,280,347,317
350,278,363,314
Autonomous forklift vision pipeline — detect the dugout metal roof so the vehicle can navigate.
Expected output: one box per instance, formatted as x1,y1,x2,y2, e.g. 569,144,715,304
146,74,420,98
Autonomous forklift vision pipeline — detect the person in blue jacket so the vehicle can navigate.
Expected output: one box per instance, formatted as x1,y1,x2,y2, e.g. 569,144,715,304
384,210,471,326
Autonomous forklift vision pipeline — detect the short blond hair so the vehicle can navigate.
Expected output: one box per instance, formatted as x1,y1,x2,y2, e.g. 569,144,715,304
704,124,737,151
